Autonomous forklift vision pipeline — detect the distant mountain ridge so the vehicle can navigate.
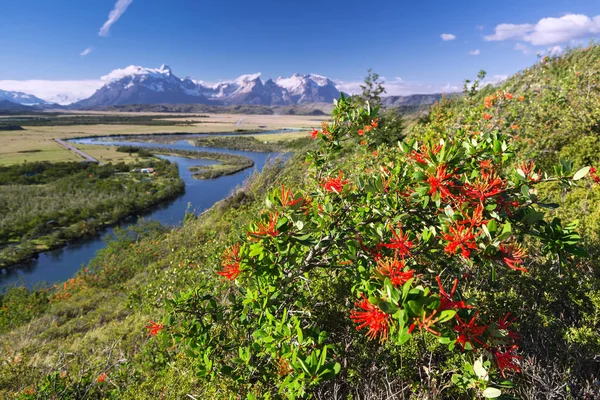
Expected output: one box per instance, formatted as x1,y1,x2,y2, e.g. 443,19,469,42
71,65,343,108
0,89,47,105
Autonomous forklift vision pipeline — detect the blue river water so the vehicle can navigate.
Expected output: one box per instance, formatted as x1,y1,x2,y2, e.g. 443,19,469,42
0,134,286,289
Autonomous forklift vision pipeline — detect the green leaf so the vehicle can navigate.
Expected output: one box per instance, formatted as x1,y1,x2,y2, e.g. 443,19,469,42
438,309,456,323
379,300,400,315
487,219,497,233
573,166,591,181
482,387,502,398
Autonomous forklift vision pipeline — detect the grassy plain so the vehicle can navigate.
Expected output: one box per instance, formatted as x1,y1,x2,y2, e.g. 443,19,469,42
0,113,325,165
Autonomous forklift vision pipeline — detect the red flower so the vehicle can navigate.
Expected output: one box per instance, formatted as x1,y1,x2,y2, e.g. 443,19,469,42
145,320,163,336
248,213,280,238
376,257,415,287
279,186,303,208
350,294,390,341
409,149,427,164
505,93,514,100
357,129,364,136
442,223,478,258
97,372,108,383
483,113,493,120
436,276,473,310
518,96,524,101
589,166,600,183
499,243,528,272
453,313,488,351
322,171,349,193
463,172,505,203
371,118,379,128
517,162,541,182
494,345,522,377
459,204,486,228
310,129,319,139
426,164,456,200
217,243,242,280
496,312,521,340
382,223,414,257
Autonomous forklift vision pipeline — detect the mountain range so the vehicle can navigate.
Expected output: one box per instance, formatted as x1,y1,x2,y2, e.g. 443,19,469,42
71,65,343,108
0,89,48,106
0,65,443,110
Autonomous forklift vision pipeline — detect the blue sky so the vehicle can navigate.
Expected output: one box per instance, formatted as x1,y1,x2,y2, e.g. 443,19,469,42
0,0,599,103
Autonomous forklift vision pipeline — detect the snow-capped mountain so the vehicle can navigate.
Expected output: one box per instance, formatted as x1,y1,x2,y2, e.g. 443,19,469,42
73,65,211,108
71,65,341,108
276,74,340,104
0,89,48,105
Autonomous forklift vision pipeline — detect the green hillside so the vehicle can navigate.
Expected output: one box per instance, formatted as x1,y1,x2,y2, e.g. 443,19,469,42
2,46,600,399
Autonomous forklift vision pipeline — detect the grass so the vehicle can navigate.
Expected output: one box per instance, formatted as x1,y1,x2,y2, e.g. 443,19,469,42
0,113,325,165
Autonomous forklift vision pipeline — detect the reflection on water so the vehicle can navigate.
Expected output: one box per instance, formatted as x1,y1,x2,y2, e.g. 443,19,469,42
1,134,283,289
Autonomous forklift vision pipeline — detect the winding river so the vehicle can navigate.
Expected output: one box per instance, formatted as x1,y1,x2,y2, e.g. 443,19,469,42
0,133,287,289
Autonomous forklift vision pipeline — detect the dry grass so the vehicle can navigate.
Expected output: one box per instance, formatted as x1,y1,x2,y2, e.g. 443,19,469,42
0,113,326,165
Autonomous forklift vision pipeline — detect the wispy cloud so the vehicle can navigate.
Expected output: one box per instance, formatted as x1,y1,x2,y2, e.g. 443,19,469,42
80,47,93,57
441,33,456,41
468,49,481,55
485,14,600,46
99,0,133,37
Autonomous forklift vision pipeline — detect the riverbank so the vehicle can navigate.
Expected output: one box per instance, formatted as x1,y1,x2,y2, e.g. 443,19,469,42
135,147,257,180
0,160,184,270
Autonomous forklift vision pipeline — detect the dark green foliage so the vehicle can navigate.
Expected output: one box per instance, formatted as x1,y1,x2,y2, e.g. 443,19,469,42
0,160,183,267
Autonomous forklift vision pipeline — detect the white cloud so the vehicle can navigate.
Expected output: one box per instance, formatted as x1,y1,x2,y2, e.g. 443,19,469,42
0,80,103,105
335,77,461,96
514,42,531,54
80,47,93,57
441,33,456,41
547,45,564,56
484,23,533,41
99,0,133,37
468,49,481,55
485,14,600,46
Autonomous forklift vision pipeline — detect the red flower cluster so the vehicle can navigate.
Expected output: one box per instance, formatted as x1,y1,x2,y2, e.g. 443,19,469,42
376,256,414,287
322,171,349,193
442,223,478,258
427,164,456,200
217,243,242,280
494,345,522,377
463,171,505,204
453,313,488,351
436,276,473,310
499,243,528,272
248,213,280,238
382,223,414,258
350,294,390,341
279,186,304,208
145,320,163,336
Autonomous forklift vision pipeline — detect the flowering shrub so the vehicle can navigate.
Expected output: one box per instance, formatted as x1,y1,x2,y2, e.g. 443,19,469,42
165,92,589,398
